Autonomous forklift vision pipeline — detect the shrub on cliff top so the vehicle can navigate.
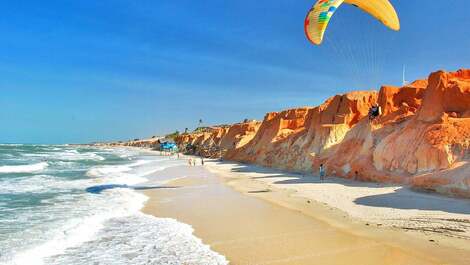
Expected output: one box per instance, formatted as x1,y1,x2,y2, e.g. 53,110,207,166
165,130,180,140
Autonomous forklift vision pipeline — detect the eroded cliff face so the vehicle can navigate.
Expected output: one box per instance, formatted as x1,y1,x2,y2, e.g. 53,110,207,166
176,69,470,197
123,139,159,148
220,121,261,150
225,107,314,168
175,122,261,158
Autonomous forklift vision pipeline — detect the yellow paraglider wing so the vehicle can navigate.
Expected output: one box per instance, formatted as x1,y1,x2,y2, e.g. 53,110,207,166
304,0,400,45
345,0,400,31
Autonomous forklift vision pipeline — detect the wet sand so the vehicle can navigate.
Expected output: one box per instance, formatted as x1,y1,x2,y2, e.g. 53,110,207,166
142,165,470,265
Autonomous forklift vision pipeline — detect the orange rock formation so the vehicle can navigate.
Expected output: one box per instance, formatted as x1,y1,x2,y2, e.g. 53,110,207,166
178,69,469,197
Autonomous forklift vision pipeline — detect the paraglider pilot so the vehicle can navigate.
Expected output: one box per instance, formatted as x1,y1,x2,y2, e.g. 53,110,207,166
368,104,382,122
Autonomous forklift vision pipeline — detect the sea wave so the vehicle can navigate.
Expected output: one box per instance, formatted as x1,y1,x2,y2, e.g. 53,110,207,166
86,165,133,178
0,147,221,265
86,160,153,178
9,189,148,265
0,174,87,194
53,150,106,161
22,151,105,161
0,162,48,174
46,214,228,265
7,178,227,265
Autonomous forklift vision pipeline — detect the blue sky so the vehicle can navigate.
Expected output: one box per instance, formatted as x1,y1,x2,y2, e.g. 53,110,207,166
1,0,469,143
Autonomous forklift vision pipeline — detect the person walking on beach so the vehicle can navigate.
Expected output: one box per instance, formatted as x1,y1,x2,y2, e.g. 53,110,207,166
319,164,325,181
201,157,204,166
188,158,192,166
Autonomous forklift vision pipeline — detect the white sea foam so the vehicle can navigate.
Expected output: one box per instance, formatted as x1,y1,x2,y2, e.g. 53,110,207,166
21,152,49,157
0,162,48,174
0,174,61,194
46,214,228,265
54,151,106,161
86,165,133,178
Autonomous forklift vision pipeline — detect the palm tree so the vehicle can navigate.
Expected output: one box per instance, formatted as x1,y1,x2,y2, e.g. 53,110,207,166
197,119,203,131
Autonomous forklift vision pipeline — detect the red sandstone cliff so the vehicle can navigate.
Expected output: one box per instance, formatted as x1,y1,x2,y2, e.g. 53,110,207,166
176,69,470,197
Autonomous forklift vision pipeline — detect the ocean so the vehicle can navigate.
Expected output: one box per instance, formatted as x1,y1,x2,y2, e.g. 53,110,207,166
0,144,228,265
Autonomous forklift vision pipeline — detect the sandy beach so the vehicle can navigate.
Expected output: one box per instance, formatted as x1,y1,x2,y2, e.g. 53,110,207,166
207,161,470,240
142,159,470,265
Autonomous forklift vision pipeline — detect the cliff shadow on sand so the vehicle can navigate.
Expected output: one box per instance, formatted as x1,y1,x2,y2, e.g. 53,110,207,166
354,187,470,214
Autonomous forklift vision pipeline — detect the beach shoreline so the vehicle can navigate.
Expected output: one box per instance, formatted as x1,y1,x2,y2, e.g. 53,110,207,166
141,154,470,265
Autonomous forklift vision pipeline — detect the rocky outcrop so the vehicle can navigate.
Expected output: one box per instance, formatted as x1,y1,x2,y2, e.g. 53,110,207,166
418,70,470,122
175,126,229,157
97,138,163,149
225,107,314,168
220,121,261,150
175,69,470,197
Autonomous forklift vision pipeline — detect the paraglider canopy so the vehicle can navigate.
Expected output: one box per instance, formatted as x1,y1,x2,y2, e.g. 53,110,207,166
305,0,400,45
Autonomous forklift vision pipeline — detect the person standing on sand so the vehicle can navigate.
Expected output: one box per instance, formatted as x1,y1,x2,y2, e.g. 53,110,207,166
319,164,325,181
188,158,192,166
201,157,204,166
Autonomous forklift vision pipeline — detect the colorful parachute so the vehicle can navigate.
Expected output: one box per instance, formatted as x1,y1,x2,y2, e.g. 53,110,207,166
305,0,400,45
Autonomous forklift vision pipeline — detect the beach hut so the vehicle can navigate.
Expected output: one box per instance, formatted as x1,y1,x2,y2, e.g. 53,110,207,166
159,140,179,155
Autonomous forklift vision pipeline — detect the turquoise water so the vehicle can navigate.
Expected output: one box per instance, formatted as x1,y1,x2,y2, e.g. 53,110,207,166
0,144,227,265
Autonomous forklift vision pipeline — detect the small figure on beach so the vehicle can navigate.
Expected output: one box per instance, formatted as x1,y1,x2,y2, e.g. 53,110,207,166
319,164,325,181
201,157,204,166
188,158,192,166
